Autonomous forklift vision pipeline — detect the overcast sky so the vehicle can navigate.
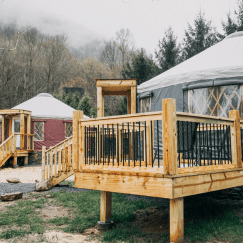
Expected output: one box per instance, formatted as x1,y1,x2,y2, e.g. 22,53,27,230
0,0,239,55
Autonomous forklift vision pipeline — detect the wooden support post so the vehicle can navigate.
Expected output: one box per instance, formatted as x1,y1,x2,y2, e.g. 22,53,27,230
13,155,17,168
170,198,184,243
229,110,242,168
100,191,112,223
127,93,131,114
20,113,25,150
27,114,31,150
73,110,83,172
9,117,12,137
54,148,57,176
97,87,104,117
147,122,152,165
68,143,71,171
162,99,178,175
2,115,5,143
131,86,136,114
12,135,16,153
24,156,28,165
42,146,46,181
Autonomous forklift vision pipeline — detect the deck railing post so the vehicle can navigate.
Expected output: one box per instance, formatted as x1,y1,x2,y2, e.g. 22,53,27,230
73,110,83,172
162,98,178,175
229,110,242,168
42,146,46,182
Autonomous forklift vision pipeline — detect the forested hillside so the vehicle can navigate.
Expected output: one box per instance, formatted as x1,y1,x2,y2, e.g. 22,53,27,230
0,0,242,116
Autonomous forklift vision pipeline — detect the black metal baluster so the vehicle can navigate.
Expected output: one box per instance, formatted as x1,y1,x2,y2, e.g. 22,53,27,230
145,121,147,167
128,123,130,167
98,125,100,165
157,120,159,168
85,126,87,164
133,122,135,167
102,125,105,165
178,121,181,168
139,122,141,167
122,123,124,166
112,124,114,166
182,121,185,166
151,121,153,167
117,123,119,166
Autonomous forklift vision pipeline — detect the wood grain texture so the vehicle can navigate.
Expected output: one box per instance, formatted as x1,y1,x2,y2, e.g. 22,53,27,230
162,99,177,175
174,170,243,198
100,191,112,222
170,198,184,243
229,110,242,168
75,172,173,198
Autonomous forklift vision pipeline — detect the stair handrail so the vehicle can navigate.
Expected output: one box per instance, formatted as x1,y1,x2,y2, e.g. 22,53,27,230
42,136,73,182
45,136,73,153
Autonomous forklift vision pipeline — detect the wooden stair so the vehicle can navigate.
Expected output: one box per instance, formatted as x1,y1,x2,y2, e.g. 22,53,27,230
42,136,73,188
0,135,16,168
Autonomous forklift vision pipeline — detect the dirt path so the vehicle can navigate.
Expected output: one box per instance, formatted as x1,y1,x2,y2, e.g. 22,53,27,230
0,165,74,183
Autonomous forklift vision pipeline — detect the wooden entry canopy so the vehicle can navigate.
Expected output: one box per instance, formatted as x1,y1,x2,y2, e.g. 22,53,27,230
0,109,31,149
95,79,137,117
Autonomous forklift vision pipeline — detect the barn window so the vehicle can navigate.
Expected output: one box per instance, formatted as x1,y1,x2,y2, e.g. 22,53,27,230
34,122,44,141
189,85,242,118
65,122,73,138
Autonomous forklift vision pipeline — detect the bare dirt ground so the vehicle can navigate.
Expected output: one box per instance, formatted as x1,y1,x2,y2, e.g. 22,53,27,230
0,165,74,183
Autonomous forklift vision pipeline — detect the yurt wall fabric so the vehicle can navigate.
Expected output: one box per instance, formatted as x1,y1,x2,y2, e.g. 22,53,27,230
12,93,88,150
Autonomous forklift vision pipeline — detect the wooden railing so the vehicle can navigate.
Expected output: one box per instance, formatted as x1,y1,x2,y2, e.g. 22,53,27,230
41,136,73,181
73,99,243,176
13,133,34,150
0,135,16,167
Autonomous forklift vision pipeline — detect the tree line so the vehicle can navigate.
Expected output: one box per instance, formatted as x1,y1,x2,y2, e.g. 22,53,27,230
0,0,243,116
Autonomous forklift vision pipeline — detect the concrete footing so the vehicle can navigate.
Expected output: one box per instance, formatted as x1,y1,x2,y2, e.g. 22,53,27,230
96,221,114,231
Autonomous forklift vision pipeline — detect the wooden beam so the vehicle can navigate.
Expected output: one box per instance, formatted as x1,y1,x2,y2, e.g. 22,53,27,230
127,92,131,114
173,170,243,198
27,114,31,150
229,110,242,168
162,99,177,175
20,113,25,150
73,110,83,172
170,198,184,243
100,191,112,223
96,80,137,87
9,117,12,137
131,86,136,114
75,172,173,198
97,86,104,118
2,115,5,143
178,164,236,174
103,91,129,96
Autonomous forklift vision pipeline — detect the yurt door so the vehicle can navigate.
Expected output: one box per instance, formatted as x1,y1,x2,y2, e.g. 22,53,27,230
12,117,21,149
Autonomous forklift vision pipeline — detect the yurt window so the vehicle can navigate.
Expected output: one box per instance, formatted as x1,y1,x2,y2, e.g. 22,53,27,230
189,85,242,117
34,122,44,141
141,97,151,113
65,122,73,138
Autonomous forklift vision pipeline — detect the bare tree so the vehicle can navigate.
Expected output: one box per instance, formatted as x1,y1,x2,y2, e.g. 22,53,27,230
115,28,134,64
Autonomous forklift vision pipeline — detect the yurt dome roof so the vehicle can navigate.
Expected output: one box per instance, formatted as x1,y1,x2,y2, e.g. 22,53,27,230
137,31,243,93
12,93,89,120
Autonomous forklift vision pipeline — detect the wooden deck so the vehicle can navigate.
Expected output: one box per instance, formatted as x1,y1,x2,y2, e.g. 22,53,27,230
72,98,243,243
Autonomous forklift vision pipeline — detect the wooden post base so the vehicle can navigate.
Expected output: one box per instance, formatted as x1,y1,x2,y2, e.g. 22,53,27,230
170,198,184,243
100,191,112,223
13,156,17,168
24,156,28,165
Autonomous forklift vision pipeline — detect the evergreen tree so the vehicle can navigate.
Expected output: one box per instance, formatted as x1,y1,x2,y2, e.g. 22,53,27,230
122,48,160,85
77,94,92,117
222,13,238,36
181,12,220,61
155,27,180,72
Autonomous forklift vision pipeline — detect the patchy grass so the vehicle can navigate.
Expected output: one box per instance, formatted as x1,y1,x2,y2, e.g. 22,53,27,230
1,187,243,243
48,190,155,234
0,198,47,239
